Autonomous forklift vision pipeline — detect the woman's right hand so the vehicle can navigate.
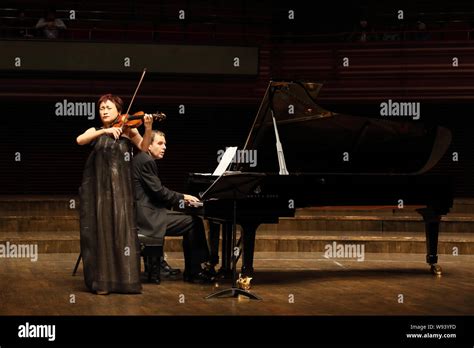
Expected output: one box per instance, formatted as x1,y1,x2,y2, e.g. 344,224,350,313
103,127,122,140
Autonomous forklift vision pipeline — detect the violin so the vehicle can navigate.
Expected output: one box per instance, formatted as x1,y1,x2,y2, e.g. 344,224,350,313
113,68,167,130
112,111,166,129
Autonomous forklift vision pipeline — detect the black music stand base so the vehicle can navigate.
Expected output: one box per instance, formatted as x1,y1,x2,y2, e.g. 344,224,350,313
205,287,261,300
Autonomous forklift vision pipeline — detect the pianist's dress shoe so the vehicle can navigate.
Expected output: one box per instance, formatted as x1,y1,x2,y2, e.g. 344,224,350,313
160,259,181,277
202,262,218,277
146,275,161,284
141,266,161,284
183,270,215,284
149,270,161,284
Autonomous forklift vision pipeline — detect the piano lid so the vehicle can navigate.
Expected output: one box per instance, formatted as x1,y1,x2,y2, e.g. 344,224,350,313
237,81,452,175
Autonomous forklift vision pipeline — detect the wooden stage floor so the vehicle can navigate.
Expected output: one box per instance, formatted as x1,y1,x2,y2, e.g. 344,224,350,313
1,252,473,316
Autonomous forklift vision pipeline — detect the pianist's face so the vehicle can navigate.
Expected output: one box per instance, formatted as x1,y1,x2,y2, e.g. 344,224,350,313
149,134,167,160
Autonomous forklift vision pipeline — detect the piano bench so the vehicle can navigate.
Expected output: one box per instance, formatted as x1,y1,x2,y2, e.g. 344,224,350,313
138,234,163,284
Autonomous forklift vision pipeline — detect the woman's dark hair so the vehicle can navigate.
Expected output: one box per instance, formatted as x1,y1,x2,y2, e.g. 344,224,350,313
98,94,124,114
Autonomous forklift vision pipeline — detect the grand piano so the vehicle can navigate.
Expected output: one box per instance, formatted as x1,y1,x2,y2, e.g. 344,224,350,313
187,81,453,277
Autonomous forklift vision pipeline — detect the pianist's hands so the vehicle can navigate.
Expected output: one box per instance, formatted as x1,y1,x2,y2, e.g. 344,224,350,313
183,194,201,205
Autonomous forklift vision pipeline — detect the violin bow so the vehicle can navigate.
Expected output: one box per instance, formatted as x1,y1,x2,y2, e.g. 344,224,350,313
121,68,147,131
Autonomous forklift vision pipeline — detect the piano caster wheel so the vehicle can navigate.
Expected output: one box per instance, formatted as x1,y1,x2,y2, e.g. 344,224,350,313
430,264,442,276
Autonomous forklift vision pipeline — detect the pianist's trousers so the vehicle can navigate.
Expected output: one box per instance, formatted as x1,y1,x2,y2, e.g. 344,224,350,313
163,211,210,274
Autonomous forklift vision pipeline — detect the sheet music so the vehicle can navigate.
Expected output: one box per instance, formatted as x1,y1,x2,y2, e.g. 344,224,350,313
212,146,238,176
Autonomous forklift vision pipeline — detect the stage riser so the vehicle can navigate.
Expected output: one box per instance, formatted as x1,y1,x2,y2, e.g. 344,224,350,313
0,200,78,217
1,198,474,215
0,237,470,255
259,219,474,234
296,200,474,215
0,197,472,254
1,216,473,233
163,237,473,255
0,217,78,232
0,240,80,253
251,239,472,255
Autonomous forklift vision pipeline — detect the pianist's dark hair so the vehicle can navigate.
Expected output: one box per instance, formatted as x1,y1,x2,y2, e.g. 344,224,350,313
150,130,166,143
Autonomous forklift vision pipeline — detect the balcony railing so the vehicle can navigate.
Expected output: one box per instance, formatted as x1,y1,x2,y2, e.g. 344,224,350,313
1,24,472,45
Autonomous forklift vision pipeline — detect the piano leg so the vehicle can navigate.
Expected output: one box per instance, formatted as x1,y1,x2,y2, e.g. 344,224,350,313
241,223,259,277
417,208,443,276
221,223,233,276
216,223,258,278
204,213,261,300
208,222,220,267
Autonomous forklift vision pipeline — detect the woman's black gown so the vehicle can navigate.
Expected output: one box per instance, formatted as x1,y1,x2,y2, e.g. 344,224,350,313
79,134,142,294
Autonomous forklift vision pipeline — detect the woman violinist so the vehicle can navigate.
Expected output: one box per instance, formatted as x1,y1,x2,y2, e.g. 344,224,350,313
76,93,153,294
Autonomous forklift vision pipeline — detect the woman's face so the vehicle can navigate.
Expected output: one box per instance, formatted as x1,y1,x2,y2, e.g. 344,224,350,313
99,100,119,126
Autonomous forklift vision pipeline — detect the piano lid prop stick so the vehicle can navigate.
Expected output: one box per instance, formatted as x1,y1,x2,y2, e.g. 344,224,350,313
271,111,289,175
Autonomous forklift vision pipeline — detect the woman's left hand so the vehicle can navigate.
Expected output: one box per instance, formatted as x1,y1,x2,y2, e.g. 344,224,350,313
143,114,153,129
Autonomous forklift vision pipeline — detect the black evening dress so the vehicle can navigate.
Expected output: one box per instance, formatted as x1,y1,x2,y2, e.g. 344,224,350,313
79,133,142,294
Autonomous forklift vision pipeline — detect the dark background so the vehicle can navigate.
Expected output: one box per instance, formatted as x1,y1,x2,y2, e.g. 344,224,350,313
1,0,473,196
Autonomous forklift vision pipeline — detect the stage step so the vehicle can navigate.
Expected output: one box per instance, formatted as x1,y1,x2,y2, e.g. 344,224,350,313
0,196,472,255
296,199,474,215
0,196,78,216
0,231,79,253
163,231,474,255
1,214,473,233
1,196,474,215
258,214,474,233
0,216,78,232
252,232,473,255
0,231,472,255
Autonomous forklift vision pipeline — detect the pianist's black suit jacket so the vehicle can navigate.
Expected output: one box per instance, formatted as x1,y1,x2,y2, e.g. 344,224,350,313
132,151,184,245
